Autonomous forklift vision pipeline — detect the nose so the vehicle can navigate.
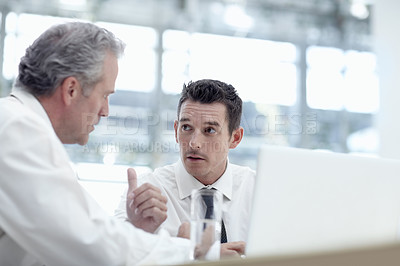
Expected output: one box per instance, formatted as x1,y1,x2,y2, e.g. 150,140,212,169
100,99,109,117
189,131,202,150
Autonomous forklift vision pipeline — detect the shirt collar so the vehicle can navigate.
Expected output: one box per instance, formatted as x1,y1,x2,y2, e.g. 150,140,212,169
175,159,233,201
10,86,52,128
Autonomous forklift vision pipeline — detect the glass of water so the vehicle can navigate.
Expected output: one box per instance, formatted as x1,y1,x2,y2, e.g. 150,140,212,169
190,188,222,261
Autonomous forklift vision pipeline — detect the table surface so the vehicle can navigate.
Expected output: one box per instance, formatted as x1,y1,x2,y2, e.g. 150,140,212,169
175,242,400,266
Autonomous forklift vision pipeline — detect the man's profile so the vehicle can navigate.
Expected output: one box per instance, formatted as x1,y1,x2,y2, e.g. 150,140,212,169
0,21,191,266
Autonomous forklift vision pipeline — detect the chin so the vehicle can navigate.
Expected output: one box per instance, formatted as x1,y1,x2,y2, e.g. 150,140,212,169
77,136,90,146
186,168,205,179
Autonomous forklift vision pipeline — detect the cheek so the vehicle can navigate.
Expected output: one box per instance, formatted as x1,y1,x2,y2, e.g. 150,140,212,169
88,95,102,108
177,135,188,149
211,139,230,154
178,133,190,143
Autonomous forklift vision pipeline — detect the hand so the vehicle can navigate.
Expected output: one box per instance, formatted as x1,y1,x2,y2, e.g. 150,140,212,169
194,225,215,260
126,168,168,233
177,222,190,239
177,222,216,260
220,241,246,258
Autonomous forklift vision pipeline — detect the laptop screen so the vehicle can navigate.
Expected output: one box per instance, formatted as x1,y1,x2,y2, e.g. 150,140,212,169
246,145,400,257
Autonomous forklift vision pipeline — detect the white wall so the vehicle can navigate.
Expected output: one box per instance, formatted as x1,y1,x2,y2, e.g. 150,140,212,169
374,0,400,159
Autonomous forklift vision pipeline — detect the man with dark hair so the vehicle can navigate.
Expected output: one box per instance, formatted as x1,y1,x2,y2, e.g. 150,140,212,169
0,21,191,266
177,79,242,135
116,79,255,257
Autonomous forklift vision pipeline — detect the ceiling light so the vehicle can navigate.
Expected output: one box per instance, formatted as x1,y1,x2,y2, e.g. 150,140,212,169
223,4,254,30
59,0,87,9
350,3,370,19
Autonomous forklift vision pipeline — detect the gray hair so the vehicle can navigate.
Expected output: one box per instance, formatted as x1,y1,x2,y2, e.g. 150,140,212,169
15,22,125,97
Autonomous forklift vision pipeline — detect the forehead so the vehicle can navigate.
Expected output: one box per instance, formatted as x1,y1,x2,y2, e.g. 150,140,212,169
179,100,227,123
93,52,118,94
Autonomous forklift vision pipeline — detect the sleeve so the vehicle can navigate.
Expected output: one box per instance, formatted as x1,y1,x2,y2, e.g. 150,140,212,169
114,186,129,221
0,113,191,266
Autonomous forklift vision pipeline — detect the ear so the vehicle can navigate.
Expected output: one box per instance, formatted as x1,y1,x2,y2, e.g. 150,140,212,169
174,120,179,143
229,126,244,149
60,76,81,106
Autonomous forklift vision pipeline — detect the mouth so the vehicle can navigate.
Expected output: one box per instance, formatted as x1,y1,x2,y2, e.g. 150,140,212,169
91,118,101,129
186,153,205,161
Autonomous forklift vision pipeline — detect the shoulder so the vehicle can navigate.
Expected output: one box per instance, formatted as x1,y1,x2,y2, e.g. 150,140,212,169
230,163,256,188
153,163,176,177
230,163,256,178
0,97,48,135
0,96,70,171
0,96,27,124
138,163,176,187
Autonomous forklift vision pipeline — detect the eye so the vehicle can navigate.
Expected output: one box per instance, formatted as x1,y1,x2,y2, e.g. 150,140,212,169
182,124,192,131
205,127,216,134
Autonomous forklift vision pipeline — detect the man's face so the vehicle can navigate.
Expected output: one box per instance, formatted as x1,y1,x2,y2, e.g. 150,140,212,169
174,100,241,185
68,52,118,145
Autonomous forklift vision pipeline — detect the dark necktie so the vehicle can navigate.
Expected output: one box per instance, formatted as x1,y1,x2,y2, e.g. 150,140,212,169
202,193,228,243
220,219,227,243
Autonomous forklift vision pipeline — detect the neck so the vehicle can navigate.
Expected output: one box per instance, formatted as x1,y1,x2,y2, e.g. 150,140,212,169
38,92,66,143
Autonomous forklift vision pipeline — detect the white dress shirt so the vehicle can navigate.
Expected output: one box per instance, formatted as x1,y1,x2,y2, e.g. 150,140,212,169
115,159,256,242
0,88,190,266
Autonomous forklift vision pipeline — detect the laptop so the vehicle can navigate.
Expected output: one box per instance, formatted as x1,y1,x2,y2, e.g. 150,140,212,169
246,145,400,257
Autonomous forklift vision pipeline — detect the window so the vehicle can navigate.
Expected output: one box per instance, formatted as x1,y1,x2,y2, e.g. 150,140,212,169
2,14,379,172
3,13,77,80
162,30,297,106
96,22,158,92
307,46,379,113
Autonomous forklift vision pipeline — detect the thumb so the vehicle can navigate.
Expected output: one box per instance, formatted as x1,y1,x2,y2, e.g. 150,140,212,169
127,168,137,194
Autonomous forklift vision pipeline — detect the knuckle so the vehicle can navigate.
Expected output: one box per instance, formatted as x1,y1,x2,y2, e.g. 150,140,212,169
142,182,151,188
161,195,168,203
150,198,158,205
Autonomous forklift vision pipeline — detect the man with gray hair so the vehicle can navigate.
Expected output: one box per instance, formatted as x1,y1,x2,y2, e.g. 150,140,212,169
0,22,190,266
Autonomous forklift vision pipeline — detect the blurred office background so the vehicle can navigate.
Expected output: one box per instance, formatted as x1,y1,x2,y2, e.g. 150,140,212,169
0,0,398,214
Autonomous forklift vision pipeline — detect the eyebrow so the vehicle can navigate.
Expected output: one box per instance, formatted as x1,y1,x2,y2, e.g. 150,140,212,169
205,121,220,127
179,117,190,123
179,117,221,127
